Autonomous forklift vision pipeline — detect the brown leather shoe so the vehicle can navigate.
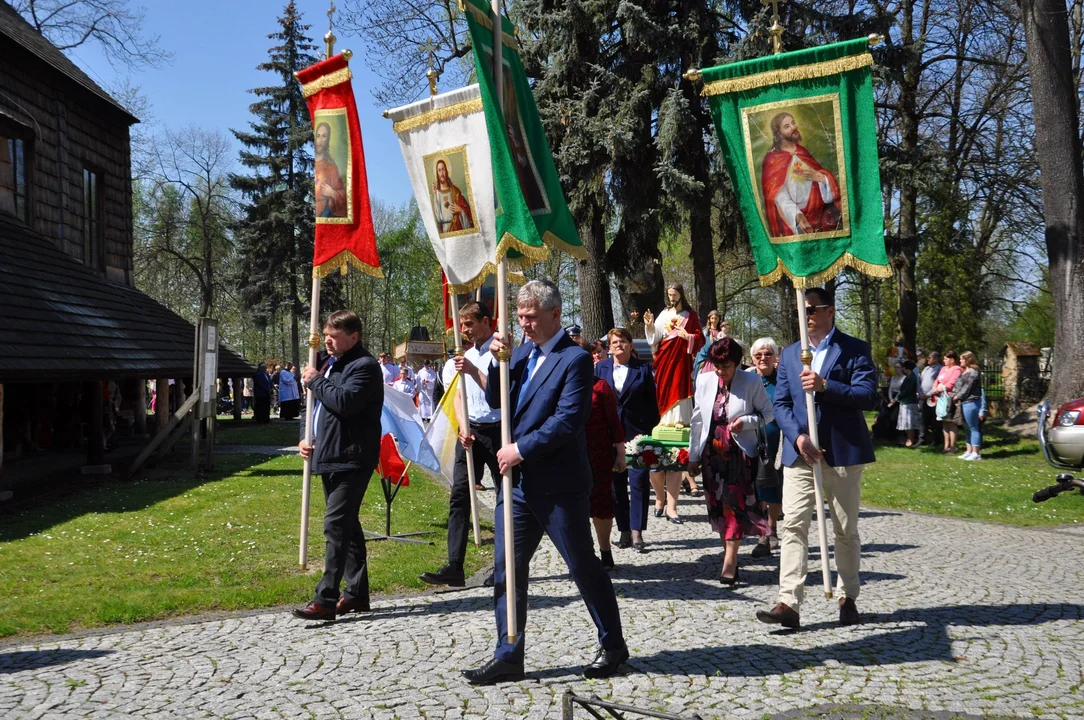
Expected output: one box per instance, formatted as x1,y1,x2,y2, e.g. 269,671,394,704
839,597,860,626
291,601,336,621
756,602,800,629
336,596,370,615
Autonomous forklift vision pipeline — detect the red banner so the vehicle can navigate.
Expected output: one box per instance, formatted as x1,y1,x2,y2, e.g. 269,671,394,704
296,54,381,278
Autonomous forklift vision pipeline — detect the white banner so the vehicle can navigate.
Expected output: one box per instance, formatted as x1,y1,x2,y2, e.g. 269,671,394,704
387,85,496,294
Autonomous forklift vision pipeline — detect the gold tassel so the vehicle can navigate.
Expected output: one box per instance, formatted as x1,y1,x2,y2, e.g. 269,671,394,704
702,54,873,97
757,253,891,288
392,98,484,134
312,250,384,279
542,231,589,260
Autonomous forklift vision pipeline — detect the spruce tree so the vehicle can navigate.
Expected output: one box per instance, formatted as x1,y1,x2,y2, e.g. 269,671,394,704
231,1,320,368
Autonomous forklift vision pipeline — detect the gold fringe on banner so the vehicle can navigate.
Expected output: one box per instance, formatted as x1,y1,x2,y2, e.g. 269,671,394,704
300,67,353,98
313,249,384,279
446,263,527,294
541,231,589,260
495,231,551,272
758,253,892,288
392,98,484,134
702,54,873,97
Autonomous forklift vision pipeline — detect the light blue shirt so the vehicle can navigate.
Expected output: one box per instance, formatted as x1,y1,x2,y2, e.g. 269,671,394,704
811,327,837,376
312,359,335,439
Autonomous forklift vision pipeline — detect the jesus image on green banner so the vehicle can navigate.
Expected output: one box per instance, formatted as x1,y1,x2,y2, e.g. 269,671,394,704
743,94,849,242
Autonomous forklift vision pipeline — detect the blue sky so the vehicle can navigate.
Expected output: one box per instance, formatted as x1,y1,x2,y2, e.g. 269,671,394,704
67,0,415,206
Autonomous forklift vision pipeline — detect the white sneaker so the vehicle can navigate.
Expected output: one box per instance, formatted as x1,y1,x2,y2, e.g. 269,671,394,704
967,453,982,461
958,452,972,459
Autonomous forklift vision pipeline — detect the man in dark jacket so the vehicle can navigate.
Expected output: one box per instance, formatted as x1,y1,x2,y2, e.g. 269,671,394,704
293,310,383,621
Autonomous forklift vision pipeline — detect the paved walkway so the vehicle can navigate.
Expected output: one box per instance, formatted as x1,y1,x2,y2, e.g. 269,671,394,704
2,495,1083,719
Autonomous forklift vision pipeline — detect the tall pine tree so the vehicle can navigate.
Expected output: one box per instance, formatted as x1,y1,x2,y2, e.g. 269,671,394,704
231,1,319,368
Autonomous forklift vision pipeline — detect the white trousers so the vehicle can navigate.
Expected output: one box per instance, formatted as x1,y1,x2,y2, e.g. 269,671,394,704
778,460,863,611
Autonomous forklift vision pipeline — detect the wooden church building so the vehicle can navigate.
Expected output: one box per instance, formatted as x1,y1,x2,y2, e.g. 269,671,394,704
0,3,252,488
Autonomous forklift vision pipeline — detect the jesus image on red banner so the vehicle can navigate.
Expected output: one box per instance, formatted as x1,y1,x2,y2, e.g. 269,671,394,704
313,108,351,222
744,95,849,242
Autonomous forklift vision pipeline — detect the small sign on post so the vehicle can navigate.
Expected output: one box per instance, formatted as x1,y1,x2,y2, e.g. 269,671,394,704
191,319,220,472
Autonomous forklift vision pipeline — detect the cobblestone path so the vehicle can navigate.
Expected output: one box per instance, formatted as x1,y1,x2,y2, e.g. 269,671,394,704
2,496,1082,719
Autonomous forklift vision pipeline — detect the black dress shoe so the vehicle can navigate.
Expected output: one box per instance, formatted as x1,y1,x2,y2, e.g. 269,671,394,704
839,597,861,626
336,595,370,615
482,569,496,587
719,567,740,586
291,601,336,621
420,563,466,587
583,644,630,679
653,507,664,518
461,658,525,685
667,514,685,525
600,550,615,571
616,532,632,549
631,541,647,554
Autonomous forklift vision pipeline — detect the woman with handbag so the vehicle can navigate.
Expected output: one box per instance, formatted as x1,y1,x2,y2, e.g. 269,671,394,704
749,338,783,558
687,337,774,585
933,350,963,453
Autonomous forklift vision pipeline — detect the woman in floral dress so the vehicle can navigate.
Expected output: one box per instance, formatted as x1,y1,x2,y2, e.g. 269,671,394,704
687,337,774,584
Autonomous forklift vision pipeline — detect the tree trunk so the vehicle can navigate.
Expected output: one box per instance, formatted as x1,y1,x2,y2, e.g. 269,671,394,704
575,198,614,343
776,278,798,346
1021,0,1084,407
290,269,301,370
893,2,921,361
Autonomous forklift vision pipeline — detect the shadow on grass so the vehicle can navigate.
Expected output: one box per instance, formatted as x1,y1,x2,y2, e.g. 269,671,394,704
0,454,304,542
0,649,115,674
630,602,1084,676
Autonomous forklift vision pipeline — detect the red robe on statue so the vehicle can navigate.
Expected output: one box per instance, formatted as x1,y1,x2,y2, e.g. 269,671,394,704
653,310,705,418
761,145,841,237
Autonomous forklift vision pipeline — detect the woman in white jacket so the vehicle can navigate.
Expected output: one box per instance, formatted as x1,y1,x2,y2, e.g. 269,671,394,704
687,337,774,585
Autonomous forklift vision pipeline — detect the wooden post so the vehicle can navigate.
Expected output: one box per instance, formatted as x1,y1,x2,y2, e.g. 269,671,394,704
133,379,148,436
232,377,243,422
155,377,169,434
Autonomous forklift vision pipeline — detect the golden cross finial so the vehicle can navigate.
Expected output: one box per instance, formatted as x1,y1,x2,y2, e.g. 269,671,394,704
324,0,337,59
424,37,440,96
760,0,787,55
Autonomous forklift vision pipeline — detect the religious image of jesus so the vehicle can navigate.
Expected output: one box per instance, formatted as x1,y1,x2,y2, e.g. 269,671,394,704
760,112,842,237
432,158,474,234
314,121,347,218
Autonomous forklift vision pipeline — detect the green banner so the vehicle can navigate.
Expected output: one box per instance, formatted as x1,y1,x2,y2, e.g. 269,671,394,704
701,38,890,287
462,0,586,268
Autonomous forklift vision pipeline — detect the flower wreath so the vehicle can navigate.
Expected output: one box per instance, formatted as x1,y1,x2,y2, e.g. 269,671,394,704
626,435,690,471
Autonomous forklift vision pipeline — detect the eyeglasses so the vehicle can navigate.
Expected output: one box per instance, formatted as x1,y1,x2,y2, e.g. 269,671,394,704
752,352,775,359
804,304,831,314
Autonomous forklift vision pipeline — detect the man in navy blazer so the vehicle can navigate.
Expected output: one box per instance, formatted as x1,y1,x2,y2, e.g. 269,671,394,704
757,287,878,630
460,280,628,685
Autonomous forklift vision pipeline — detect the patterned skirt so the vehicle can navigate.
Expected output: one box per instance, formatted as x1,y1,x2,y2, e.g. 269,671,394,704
702,437,772,541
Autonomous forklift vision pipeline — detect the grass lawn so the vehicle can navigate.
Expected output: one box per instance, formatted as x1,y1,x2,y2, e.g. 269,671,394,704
861,420,1084,526
212,417,303,447
0,453,493,638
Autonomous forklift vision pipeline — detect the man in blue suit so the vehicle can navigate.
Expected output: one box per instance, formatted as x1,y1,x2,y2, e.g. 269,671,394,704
460,280,628,685
757,287,878,630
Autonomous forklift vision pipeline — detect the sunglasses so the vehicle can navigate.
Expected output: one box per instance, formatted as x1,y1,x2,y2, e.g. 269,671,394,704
752,352,775,359
805,304,831,314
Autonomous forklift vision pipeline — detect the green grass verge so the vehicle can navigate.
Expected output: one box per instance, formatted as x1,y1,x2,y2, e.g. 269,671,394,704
0,453,493,638
861,421,1083,526
212,417,303,447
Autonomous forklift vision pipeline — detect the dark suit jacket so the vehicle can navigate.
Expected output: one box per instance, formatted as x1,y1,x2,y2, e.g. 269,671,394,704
774,328,879,468
594,357,660,441
307,342,384,474
486,332,593,496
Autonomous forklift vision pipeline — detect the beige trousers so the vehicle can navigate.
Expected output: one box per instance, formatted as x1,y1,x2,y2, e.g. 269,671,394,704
778,460,863,611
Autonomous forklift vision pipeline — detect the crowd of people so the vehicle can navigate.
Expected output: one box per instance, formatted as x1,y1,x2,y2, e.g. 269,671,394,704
287,279,1002,685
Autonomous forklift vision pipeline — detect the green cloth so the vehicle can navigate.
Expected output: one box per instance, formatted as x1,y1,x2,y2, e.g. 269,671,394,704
463,0,586,268
701,38,890,288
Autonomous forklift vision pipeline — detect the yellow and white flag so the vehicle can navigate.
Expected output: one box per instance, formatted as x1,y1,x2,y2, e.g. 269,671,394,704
422,373,461,482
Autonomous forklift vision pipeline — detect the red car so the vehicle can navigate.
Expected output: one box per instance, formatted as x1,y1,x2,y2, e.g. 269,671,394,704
1040,398,1084,469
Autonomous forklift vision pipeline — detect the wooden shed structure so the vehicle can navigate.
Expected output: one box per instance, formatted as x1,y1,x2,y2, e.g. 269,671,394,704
0,4,253,485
